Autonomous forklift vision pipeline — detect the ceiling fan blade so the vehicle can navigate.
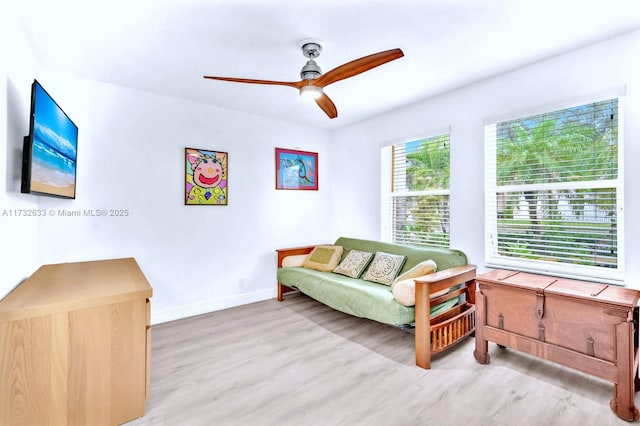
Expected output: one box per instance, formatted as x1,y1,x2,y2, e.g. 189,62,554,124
315,48,404,88
315,93,338,119
203,76,304,89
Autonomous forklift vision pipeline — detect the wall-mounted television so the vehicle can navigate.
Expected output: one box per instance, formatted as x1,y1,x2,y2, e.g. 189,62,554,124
21,80,78,199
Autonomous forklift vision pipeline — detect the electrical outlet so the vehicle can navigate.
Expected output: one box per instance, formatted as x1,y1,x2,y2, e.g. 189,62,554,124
238,278,246,288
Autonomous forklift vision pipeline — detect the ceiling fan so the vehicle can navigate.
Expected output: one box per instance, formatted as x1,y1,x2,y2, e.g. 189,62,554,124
203,40,404,119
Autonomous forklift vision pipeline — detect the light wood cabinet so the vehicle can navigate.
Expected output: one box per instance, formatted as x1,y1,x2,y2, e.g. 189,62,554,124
0,258,153,426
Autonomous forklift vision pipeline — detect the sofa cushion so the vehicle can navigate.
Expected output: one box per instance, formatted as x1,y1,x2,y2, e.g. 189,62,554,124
391,259,446,306
362,251,406,285
333,250,373,278
392,277,449,307
282,254,308,268
277,267,458,326
303,245,344,272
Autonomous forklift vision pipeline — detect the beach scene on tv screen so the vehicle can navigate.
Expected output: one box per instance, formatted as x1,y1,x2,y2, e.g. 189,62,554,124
31,83,77,198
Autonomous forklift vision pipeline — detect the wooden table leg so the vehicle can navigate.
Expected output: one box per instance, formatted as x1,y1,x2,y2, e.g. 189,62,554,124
610,321,640,421
277,281,285,301
277,282,296,301
473,289,490,364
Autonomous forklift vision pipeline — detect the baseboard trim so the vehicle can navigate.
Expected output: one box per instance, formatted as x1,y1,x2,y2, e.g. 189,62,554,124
150,288,276,325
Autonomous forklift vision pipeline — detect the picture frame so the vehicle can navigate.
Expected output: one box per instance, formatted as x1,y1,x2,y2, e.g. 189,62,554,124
185,148,228,205
275,148,318,190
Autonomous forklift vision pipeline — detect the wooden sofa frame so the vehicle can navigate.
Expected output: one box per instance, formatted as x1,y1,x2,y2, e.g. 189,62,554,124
276,245,477,369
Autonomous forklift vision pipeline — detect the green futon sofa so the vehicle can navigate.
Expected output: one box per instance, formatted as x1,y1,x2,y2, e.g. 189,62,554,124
276,237,477,369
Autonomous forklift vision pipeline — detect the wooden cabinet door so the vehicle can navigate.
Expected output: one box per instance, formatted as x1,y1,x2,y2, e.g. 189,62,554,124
68,299,147,426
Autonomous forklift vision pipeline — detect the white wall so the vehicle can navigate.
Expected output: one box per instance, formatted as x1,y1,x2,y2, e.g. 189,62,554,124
30,73,335,323
2,4,336,321
1,4,41,298
332,30,640,287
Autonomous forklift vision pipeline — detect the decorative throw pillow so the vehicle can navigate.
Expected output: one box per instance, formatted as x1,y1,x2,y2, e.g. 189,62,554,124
393,259,437,285
362,252,407,285
391,259,439,306
332,250,374,279
392,277,449,307
302,245,344,272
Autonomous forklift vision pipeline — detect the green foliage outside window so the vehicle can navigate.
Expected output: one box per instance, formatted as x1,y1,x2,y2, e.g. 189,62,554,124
494,99,618,268
392,134,450,248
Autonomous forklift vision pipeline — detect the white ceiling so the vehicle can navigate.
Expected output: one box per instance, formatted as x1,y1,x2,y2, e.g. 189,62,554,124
15,0,640,130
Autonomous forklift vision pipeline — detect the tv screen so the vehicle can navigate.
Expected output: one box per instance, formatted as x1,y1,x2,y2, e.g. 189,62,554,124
21,80,78,199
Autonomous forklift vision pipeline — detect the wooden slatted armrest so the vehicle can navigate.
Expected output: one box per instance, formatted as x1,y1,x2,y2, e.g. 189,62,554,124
429,287,468,307
414,264,477,369
414,264,477,295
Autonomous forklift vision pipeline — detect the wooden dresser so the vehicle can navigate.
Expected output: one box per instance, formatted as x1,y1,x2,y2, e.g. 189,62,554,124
0,258,153,426
474,269,640,422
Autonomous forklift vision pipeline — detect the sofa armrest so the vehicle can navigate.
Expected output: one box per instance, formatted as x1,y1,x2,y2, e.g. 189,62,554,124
414,264,477,301
276,244,330,301
414,264,476,369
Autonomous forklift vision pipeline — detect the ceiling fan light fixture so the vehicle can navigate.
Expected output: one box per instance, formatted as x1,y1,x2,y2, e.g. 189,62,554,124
299,84,323,100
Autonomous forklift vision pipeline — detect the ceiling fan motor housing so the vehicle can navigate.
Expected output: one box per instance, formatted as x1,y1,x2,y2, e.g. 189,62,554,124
300,59,322,80
300,41,323,80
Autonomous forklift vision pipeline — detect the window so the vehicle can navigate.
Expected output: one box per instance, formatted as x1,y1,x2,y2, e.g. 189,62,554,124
381,134,450,248
484,97,624,283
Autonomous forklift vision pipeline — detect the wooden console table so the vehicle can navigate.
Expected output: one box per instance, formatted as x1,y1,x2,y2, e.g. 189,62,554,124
474,269,640,422
0,258,153,426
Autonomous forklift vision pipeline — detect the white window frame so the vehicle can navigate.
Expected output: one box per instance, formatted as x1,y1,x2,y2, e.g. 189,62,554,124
484,96,625,284
381,133,451,248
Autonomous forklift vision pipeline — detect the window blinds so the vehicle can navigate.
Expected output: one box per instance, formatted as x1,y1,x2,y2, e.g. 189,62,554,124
484,98,624,283
382,134,450,248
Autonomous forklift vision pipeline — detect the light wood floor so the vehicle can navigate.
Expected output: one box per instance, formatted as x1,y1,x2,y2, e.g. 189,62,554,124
125,293,636,426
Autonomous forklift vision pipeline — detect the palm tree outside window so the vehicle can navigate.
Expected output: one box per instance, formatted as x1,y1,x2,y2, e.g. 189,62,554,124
484,97,624,284
381,134,450,249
